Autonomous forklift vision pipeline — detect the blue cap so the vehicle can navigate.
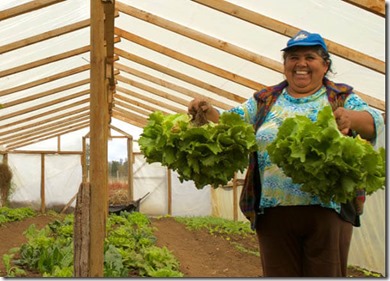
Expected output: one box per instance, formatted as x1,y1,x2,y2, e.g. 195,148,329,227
281,30,327,52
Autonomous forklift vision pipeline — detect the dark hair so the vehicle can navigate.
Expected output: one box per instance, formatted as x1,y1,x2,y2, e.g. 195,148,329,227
282,45,333,75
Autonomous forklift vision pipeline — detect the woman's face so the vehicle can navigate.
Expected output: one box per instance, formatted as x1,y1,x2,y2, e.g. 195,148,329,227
283,47,329,97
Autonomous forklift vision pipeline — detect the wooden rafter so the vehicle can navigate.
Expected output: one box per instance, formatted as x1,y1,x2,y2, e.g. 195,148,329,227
113,92,173,115
342,0,385,17
1,79,89,108
116,2,284,74
0,102,89,131
0,90,89,121
0,65,90,97
0,110,89,142
115,47,246,103
112,111,147,128
0,0,65,21
116,86,185,113
0,114,89,145
116,63,234,110
4,121,89,151
192,0,385,74
114,27,266,90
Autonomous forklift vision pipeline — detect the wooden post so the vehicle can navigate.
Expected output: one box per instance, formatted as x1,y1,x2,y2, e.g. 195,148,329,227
167,168,172,215
2,153,8,165
40,154,45,213
74,182,91,277
89,0,112,276
81,136,87,183
232,173,238,221
127,137,133,201
57,135,61,152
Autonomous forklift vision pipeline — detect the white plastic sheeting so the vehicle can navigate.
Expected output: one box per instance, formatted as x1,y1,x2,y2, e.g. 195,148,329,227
6,154,82,210
0,0,386,276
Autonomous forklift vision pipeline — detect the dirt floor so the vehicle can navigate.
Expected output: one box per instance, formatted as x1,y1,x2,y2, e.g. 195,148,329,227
0,214,380,278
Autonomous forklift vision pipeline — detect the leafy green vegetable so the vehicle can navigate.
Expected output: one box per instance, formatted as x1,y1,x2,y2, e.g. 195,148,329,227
267,106,385,204
138,111,258,189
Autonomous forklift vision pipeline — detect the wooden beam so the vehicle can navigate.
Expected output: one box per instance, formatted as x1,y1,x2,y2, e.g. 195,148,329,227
113,100,152,117
116,85,185,113
40,154,46,213
6,150,83,155
4,122,88,151
0,65,90,98
112,112,147,128
89,0,110,276
116,75,191,108
0,19,90,54
0,11,119,54
116,2,283,74
115,63,235,110
1,79,89,108
113,92,173,115
342,0,385,17
112,108,148,127
0,113,89,145
167,168,172,215
0,101,89,131
115,47,246,104
127,138,134,201
0,90,89,121
4,120,89,150
0,110,89,142
192,0,385,74
114,27,265,91
0,46,90,78
0,0,65,21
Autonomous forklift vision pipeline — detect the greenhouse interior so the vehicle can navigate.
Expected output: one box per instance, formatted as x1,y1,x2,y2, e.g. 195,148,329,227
0,0,386,277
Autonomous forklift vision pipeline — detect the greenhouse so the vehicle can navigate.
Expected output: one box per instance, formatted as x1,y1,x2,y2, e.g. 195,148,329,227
0,0,386,277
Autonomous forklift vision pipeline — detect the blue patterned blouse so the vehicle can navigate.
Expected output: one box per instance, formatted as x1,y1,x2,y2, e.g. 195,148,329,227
225,86,384,213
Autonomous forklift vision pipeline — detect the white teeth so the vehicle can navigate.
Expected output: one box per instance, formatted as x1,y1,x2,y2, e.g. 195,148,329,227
295,70,308,74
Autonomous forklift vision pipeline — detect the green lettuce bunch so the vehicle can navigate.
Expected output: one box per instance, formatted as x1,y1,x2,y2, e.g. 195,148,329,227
267,106,385,204
138,111,258,189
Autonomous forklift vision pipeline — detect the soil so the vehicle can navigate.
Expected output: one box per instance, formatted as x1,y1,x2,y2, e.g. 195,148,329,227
0,214,380,278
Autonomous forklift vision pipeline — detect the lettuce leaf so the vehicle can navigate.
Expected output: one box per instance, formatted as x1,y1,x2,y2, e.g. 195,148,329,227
139,111,258,189
267,106,385,203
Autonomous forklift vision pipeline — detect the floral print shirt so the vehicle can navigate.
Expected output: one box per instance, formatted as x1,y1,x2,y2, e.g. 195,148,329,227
226,86,384,212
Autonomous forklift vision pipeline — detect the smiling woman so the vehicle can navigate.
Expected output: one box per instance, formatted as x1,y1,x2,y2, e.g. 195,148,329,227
0,0,385,277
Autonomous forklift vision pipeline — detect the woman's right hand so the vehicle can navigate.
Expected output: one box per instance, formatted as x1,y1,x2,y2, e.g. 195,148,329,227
188,97,220,124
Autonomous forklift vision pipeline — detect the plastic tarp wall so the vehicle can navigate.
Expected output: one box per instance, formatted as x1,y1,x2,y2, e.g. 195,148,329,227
6,154,82,210
346,128,386,275
133,154,212,217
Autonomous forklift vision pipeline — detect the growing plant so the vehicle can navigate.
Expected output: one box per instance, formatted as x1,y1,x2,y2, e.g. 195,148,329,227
5,211,183,277
0,207,36,226
2,252,26,277
174,216,254,237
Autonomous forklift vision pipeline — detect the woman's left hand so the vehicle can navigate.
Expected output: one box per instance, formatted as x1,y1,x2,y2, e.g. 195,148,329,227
333,107,352,135
333,107,376,140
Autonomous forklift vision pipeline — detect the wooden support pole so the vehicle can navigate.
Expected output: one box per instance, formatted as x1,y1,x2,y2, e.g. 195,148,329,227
74,182,91,277
89,0,112,277
232,173,238,221
167,168,172,215
40,153,45,213
81,136,88,183
127,137,133,201
2,153,8,165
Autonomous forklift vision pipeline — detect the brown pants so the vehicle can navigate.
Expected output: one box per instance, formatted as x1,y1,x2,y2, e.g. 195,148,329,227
255,205,353,277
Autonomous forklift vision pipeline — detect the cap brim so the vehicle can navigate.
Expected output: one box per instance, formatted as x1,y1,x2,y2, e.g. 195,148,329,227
281,42,325,51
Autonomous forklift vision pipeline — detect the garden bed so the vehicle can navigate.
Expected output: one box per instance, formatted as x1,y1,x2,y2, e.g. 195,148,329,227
0,211,383,277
